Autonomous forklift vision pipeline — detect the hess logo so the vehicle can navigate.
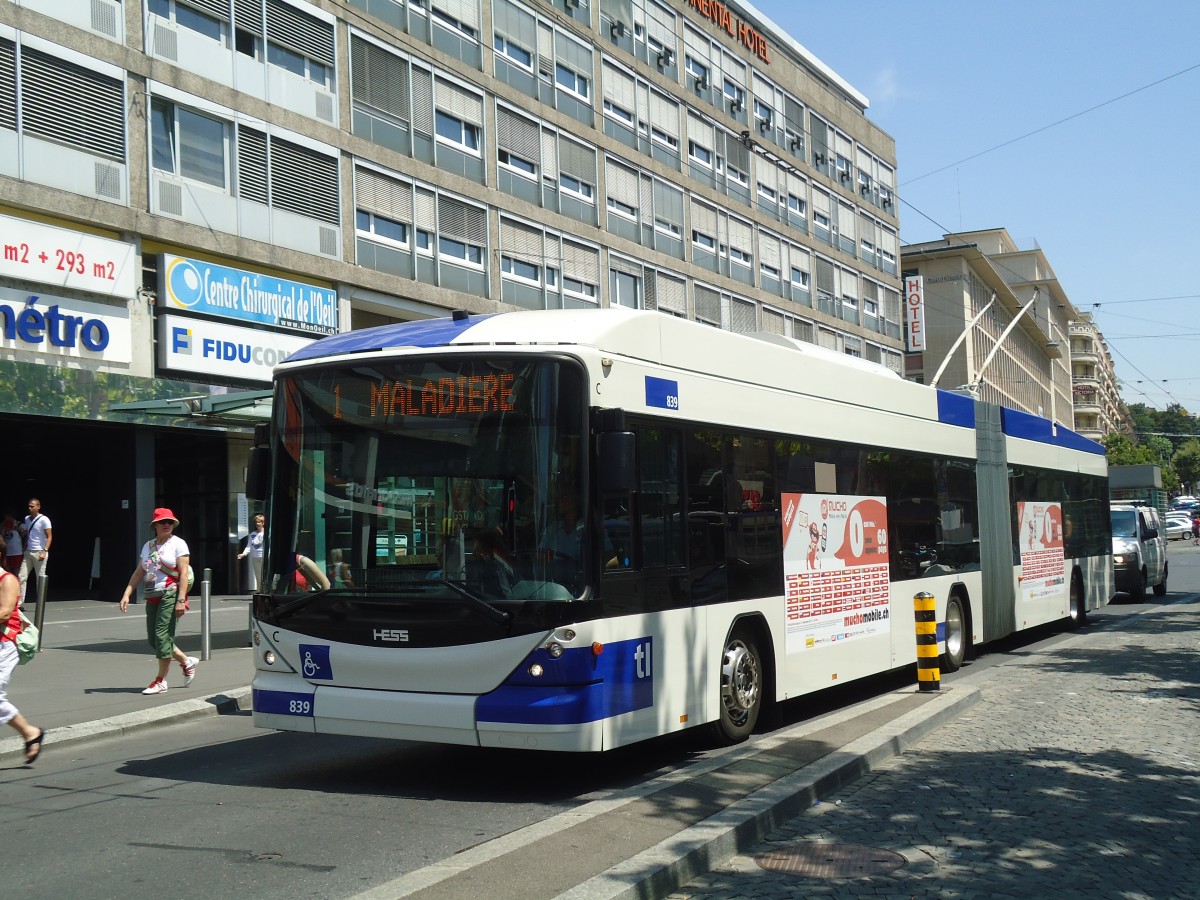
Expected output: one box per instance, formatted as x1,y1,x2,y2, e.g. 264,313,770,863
373,629,409,642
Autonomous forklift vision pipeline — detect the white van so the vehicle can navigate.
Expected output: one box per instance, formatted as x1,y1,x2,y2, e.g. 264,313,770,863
1110,504,1168,599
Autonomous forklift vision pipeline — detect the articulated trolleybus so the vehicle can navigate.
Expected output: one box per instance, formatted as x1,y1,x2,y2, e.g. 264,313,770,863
248,308,1112,751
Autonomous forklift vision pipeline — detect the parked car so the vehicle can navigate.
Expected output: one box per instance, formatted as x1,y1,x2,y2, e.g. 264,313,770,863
1164,516,1192,541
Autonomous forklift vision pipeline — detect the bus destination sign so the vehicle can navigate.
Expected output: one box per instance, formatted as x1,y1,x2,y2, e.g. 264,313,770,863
333,373,516,419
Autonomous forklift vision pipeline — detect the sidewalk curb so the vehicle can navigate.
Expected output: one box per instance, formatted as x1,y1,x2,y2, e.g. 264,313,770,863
558,679,989,900
0,685,251,764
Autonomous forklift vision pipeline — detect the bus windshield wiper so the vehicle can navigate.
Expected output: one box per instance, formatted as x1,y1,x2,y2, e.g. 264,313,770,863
273,588,333,619
435,579,512,625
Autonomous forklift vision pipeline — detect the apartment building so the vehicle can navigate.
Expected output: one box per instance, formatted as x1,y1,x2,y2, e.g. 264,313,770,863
1069,311,1126,441
0,0,902,593
900,229,1074,424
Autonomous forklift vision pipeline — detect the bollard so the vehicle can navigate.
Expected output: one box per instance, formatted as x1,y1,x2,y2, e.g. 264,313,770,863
201,568,213,662
34,572,48,652
914,591,940,691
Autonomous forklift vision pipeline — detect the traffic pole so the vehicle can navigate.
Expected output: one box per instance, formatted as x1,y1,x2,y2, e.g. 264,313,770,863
201,568,212,661
914,591,940,692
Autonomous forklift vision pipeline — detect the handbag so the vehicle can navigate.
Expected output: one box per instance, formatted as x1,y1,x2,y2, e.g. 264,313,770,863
15,609,38,664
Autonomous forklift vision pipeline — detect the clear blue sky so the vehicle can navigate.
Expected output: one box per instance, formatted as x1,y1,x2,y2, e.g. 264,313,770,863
752,0,1200,414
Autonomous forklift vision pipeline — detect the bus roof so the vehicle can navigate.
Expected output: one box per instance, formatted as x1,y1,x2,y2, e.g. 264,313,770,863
285,308,901,378
280,308,1103,457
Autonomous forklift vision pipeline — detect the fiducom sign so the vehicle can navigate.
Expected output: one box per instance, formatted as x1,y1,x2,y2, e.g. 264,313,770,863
158,313,314,385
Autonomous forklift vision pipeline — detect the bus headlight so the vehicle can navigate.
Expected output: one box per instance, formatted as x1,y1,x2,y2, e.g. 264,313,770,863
545,642,564,658
555,628,577,642
263,650,276,666
528,663,544,677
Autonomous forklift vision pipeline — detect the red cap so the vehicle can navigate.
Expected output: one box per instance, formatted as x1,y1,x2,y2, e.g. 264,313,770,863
150,508,179,525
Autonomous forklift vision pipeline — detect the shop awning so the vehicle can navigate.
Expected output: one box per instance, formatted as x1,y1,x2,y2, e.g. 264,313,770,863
111,389,273,424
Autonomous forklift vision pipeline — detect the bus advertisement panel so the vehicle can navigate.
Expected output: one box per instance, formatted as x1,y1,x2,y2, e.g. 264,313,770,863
781,493,890,653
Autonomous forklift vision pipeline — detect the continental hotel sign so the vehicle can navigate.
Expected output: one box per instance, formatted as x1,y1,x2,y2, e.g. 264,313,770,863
687,0,771,63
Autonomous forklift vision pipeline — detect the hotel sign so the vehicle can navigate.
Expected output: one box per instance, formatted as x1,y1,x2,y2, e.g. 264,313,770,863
687,0,770,63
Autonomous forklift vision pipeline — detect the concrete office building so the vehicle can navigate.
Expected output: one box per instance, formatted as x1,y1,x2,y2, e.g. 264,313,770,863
0,0,902,594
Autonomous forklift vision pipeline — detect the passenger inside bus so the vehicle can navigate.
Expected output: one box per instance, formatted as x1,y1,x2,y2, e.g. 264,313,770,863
467,528,516,600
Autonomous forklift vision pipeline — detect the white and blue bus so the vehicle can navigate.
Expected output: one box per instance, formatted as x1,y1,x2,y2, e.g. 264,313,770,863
248,309,1112,751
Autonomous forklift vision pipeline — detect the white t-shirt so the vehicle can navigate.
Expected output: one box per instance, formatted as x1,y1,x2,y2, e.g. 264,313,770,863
140,535,191,593
247,530,264,559
23,514,51,552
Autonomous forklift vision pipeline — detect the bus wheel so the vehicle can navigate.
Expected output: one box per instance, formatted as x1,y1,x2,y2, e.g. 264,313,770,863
714,629,762,744
1068,572,1087,629
1131,569,1147,602
940,596,968,673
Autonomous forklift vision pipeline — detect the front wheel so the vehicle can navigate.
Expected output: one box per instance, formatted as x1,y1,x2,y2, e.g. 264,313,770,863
940,595,968,672
712,629,763,745
1153,563,1168,597
1130,568,1147,602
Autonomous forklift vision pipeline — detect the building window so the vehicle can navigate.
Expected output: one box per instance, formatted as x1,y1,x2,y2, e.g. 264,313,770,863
268,42,329,87
435,110,480,153
607,196,637,219
494,34,532,69
556,63,589,99
563,276,596,301
356,210,409,247
439,236,483,266
501,255,541,283
150,98,228,189
560,173,593,201
432,6,477,39
150,0,225,43
693,230,716,251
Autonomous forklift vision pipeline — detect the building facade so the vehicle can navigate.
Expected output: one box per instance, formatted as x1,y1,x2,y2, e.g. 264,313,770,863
0,0,903,595
900,229,1074,425
1069,311,1127,441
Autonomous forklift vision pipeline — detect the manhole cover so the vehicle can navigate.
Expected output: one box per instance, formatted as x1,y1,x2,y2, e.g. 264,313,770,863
755,842,906,878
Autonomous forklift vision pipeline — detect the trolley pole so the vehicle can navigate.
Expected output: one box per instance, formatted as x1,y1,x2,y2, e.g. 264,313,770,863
201,567,213,661
914,591,940,692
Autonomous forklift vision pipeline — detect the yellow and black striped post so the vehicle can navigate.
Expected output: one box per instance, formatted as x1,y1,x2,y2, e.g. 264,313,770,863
914,591,940,691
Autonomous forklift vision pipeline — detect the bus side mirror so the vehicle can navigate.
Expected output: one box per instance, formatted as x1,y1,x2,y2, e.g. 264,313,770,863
247,446,271,501
597,432,636,493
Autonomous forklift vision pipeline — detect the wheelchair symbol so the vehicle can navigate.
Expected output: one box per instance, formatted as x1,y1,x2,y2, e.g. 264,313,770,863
303,651,318,677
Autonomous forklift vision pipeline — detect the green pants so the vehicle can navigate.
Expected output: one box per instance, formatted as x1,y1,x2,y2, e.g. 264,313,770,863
145,586,181,659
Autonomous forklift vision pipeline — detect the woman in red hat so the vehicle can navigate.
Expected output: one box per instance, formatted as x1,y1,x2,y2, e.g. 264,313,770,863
118,508,198,695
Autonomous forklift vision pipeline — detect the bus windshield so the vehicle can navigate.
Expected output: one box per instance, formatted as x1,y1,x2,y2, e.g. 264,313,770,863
264,356,588,610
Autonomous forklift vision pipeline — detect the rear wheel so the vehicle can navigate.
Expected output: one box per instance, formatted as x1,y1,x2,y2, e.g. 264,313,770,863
1068,572,1087,629
713,628,763,745
940,595,968,672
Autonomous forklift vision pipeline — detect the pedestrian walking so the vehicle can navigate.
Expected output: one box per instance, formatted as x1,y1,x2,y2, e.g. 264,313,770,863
18,498,52,607
1191,512,1199,546
0,567,45,764
1,510,22,575
237,514,265,591
118,507,197,695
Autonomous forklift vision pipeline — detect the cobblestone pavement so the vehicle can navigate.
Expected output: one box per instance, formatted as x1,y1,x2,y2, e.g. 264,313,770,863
667,598,1200,899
